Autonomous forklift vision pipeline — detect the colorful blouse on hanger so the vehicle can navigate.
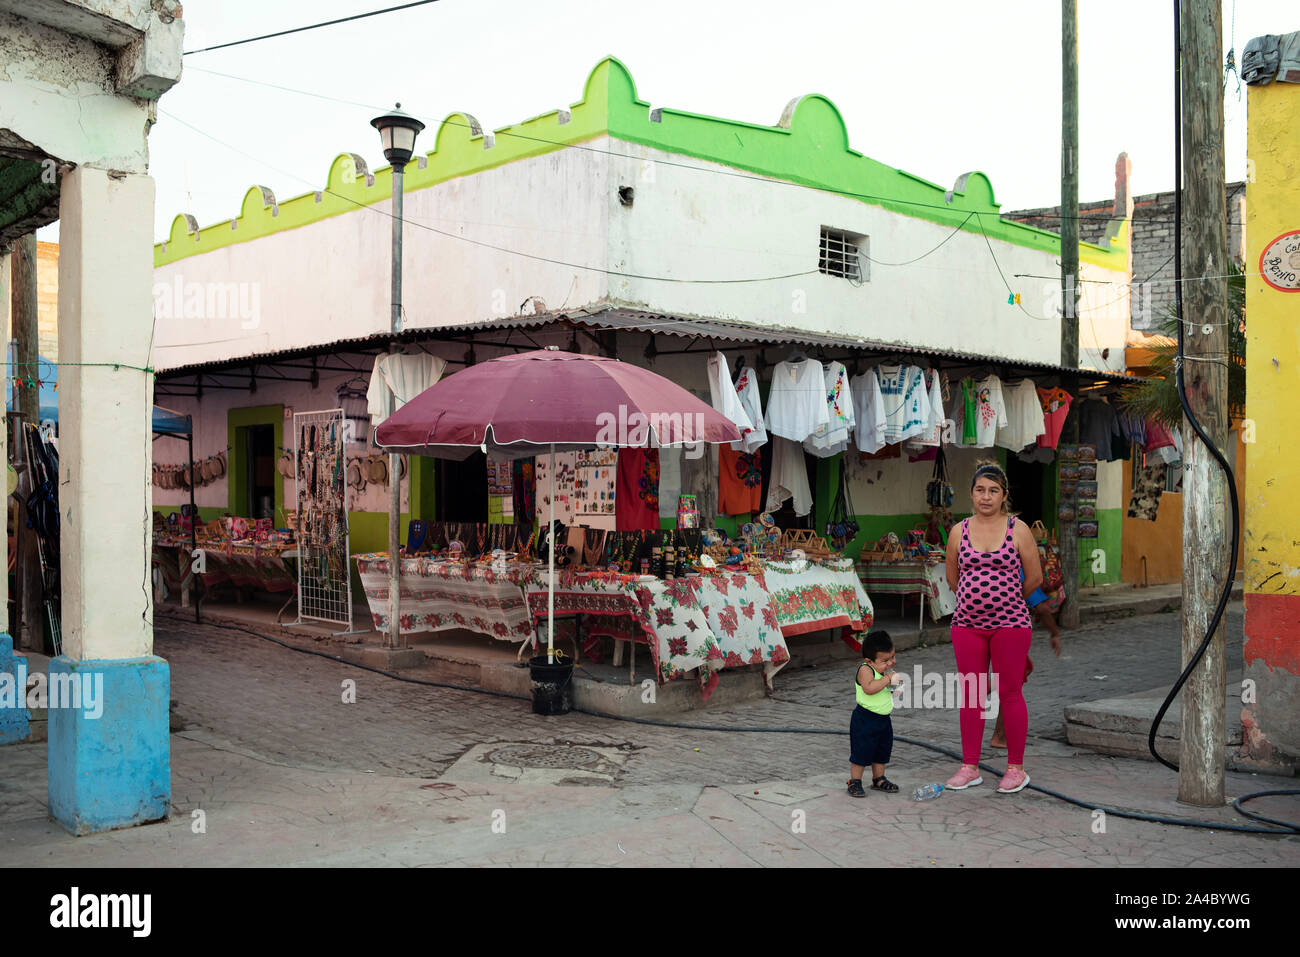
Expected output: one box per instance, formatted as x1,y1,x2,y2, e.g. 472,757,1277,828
1036,387,1072,450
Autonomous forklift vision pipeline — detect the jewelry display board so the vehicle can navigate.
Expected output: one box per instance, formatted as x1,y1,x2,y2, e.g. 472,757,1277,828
293,408,354,628
574,448,617,530
487,454,515,525
534,452,576,526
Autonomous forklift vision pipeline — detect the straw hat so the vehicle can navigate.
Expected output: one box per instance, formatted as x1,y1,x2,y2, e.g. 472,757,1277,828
214,451,227,477
346,457,366,492
277,450,294,478
365,455,388,486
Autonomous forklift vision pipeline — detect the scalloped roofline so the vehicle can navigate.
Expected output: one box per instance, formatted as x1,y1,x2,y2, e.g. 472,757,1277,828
155,56,1128,272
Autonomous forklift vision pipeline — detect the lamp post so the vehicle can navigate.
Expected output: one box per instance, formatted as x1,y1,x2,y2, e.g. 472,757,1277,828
371,104,425,651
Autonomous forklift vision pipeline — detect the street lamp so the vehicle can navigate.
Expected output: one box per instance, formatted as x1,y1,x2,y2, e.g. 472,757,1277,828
371,103,424,651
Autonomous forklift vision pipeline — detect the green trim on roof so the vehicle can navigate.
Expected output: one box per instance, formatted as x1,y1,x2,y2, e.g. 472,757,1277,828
155,57,1127,273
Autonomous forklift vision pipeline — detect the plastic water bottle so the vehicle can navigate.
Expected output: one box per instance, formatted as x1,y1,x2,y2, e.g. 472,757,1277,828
911,783,944,802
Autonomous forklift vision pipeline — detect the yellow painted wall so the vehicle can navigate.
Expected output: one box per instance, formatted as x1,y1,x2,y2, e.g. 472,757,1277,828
1242,69,1300,762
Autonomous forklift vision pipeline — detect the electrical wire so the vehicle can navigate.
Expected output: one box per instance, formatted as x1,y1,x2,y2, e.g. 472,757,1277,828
183,1,443,56
158,613,1300,834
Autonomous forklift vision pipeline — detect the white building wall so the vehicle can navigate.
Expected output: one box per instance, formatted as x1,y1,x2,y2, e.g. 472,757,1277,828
153,142,612,371
605,144,1120,366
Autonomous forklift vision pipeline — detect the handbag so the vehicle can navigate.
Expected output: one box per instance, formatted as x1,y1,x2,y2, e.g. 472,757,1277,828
1039,543,1064,592
825,458,861,550
925,447,954,509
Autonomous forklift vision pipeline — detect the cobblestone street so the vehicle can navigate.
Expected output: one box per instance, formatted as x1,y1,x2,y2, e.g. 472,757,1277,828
2,603,1297,866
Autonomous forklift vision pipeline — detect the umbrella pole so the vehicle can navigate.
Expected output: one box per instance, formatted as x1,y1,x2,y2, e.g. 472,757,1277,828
547,442,555,665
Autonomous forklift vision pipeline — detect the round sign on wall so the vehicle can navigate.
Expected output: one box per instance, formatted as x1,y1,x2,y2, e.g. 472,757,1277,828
1259,229,1300,292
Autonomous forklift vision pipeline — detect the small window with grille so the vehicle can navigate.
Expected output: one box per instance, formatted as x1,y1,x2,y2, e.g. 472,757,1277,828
819,227,868,283
1132,455,1182,493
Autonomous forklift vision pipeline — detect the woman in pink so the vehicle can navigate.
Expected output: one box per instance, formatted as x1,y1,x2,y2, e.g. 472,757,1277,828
942,462,1044,794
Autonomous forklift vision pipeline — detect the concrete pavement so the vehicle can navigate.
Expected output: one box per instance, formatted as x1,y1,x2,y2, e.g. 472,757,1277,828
1,602,1297,866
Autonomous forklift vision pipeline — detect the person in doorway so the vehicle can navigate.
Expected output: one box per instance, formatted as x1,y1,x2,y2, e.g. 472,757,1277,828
943,462,1044,794
847,631,901,797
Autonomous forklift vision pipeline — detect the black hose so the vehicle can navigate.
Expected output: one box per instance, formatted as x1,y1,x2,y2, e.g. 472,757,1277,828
160,613,1298,835
1149,0,1243,776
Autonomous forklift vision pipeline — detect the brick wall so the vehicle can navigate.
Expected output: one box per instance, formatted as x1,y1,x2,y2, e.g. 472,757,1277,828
1005,183,1245,332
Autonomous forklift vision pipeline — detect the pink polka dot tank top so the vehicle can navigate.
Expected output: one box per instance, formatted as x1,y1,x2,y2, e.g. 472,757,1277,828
954,517,1031,629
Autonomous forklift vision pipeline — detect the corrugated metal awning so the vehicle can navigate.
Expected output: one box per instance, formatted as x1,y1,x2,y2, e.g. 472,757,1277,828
155,303,1140,386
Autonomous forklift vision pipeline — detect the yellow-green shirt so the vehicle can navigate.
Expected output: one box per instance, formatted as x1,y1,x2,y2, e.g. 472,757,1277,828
855,663,894,715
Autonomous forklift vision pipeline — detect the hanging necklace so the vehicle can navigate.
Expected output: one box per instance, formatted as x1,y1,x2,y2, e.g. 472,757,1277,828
583,529,606,568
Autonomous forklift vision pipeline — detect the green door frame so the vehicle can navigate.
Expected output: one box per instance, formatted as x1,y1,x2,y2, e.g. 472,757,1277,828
228,404,285,519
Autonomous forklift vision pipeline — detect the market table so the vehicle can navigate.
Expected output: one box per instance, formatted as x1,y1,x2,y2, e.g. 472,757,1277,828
354,553,536,642
855,558,955,632
759,558,875,637
524,570,792,699
153,539,298,600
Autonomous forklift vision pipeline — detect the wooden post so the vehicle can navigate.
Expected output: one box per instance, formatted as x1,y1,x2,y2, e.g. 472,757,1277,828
1058,0,1081,629
1177,0,1229,807
9,234,43,652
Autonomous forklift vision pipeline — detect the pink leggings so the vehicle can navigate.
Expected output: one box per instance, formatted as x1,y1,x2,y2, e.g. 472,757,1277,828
950,625,1033,766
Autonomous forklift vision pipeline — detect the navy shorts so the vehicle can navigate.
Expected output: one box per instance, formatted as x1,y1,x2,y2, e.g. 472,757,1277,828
850,706,893,766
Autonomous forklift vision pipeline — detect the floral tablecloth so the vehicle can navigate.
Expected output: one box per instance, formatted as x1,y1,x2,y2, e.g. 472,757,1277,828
355,553,536,641
760,558,874,637
525,571,792,697
856,558,956,620
687,572,791,689
153,542,296,594
526,572,721,692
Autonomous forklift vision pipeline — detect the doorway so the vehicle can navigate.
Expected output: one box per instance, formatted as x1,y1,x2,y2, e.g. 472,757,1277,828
435,450,488,522
242,424,275,519
1005,454,1047,529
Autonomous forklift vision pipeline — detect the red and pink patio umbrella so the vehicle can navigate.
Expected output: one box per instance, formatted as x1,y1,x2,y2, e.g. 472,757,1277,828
375,348,742,661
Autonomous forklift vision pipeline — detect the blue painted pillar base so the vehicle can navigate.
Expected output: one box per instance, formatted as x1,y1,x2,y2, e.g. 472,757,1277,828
47,655,171,836
0,634,31,744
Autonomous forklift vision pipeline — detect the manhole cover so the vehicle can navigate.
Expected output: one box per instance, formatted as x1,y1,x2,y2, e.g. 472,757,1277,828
487,744,603,770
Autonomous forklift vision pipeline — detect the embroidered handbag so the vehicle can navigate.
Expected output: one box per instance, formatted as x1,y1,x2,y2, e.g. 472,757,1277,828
925,448,954,508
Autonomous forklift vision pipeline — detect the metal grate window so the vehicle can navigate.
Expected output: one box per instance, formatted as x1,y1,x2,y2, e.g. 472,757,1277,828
819,227,867,283
1132,454,1182,493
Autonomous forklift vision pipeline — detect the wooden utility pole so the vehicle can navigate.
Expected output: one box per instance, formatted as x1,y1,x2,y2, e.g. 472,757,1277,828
1058,0,1081,629
9,234,42,653
1177,0,1229,807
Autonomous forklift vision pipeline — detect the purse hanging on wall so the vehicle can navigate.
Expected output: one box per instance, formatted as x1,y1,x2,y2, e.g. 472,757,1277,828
825,457,861,550
925,447,954,509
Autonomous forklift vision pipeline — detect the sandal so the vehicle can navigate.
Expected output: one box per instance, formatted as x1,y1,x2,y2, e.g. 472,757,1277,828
846,779,866,798
871,776,899,793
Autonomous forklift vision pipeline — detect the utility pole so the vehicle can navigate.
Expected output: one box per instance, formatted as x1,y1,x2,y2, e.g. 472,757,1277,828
1177,0,1229,807
1058,0,1081,629
9,234,42,652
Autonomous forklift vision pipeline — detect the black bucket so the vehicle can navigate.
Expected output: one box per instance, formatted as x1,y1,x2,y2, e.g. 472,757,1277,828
529,655,574,716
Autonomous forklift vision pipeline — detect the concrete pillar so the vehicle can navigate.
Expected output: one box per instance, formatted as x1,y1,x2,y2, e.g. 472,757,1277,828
1,249,30,746
48,166,169,834
1241,60,1300,772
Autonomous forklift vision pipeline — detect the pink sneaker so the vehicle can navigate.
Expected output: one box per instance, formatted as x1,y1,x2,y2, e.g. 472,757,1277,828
944,766,983,790
997,768,1030,793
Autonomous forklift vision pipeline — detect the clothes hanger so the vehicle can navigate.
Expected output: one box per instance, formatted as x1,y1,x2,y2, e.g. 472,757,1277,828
786,348,809,363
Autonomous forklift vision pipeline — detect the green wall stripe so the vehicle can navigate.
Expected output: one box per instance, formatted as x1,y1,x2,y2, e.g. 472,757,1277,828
156,58,1127,273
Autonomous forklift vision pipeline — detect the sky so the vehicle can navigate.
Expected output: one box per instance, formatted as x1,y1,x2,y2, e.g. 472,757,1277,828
43,0,1288,242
